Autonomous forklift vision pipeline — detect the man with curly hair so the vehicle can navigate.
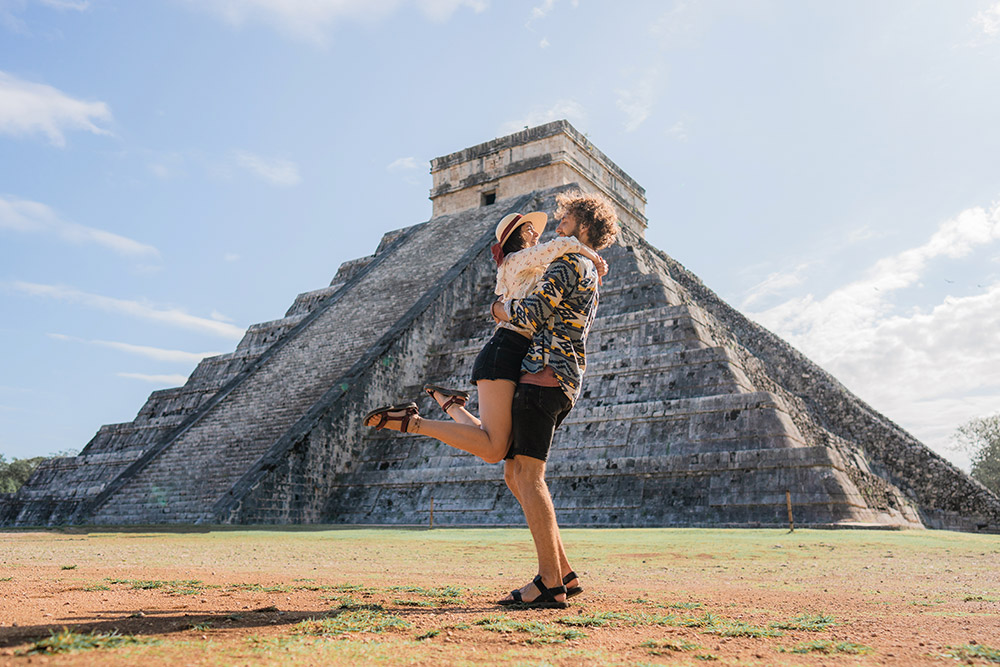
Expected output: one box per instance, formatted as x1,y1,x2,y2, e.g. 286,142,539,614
491,191,619,608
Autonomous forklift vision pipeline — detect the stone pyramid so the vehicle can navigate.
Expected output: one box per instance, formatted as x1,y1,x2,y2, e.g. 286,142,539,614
3,121,998,531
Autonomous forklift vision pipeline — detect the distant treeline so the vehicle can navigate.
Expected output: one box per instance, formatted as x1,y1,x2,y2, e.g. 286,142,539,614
0,452,76,494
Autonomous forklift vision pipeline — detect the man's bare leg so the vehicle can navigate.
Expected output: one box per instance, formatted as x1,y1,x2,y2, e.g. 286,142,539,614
500,456,566,602
504,459,579,592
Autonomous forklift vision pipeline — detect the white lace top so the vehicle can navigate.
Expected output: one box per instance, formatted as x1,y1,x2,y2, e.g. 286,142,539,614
495,237,587,335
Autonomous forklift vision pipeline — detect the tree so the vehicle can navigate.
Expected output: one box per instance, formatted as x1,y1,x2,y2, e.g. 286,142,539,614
0,454,46,494
953,414,1000,495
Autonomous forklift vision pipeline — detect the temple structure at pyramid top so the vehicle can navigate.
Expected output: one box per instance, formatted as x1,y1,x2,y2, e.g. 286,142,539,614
2,121,998,531
429,120,647,236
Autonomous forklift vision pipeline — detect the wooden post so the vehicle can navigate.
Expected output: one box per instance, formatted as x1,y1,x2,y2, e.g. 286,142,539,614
785,490,794,533
429,495,434,529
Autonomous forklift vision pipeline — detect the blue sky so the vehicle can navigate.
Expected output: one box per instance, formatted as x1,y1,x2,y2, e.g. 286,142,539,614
2,1,999,470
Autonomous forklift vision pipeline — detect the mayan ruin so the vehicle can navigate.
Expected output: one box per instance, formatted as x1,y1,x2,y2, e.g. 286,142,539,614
2,120,998,532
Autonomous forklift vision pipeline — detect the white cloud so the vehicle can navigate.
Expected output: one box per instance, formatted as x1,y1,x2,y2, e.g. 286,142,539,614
747,201,1000,462
232,150,301,187
539,37,550,48
387,156,419,171
499,100,586,135
616,68,659,132
38,0,89,10
974,2,1000,36
117,372,190,385
12,282,246,340
667,120,689,142
0,71,112,147
0,195,159,258
181,0,486,43
529,0,556,23
48,333,221,363
740,264,808,309
223,252,240,262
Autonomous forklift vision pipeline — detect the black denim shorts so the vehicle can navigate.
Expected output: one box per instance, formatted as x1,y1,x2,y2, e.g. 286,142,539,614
470,328,531,384
506,384,573,462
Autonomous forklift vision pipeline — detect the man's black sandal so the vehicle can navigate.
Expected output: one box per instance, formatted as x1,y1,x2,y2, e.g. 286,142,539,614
497,575,568,609
564,571,583,599
423,384,470,413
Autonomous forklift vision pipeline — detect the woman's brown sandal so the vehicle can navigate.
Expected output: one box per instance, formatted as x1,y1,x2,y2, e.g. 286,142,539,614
423,384,470,413
363,402,419,433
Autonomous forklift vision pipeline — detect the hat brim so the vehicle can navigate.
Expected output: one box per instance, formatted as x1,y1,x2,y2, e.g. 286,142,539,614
518,211,548,238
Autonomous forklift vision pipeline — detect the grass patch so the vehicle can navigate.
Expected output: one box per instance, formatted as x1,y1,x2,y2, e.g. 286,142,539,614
187,622,212,631
106,578,209,595
60,564,77,570
771,613,838,631
327,595,384,611
705,619,783,638
415,629,440,641
662,601,703,610
942,644,1000,663
474,614,586,644
82,583,111,591
0,576,12,582
694,654,720,661
965,595,1000,603
558,611,630,627
293,609,410,636
388,584,465,602
21,629,159,655
779,639,873,655
393,598,436,607
226,582,290,593
329,583,376,594
675,612,722,628
640,638,704,655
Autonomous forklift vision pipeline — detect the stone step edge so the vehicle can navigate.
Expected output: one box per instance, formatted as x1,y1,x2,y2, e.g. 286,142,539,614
334,444,846,488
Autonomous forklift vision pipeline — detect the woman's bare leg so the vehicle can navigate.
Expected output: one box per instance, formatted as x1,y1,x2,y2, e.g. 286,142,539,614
411,380,515,464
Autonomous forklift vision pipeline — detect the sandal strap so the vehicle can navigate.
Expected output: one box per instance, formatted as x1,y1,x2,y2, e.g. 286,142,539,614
440,395,467,412
531,574,567,600
562,571,577,585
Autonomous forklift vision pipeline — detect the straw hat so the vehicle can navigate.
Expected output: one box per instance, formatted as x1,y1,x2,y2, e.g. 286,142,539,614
494,211,548,246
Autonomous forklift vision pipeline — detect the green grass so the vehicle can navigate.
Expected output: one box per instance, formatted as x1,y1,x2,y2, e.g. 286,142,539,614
187,622,212,631
293,609,411,636
21,629,159,655
640,638,704,654
393,598,436,607
779,639,873,655
82,582,111,591
705,619,784,638
106,578,209,595
662,601,703,610
415,629,440,640
557,611,630,627
0,576,12,582
942,644,1000,663
388,584,465,601
474,614,587,644
771,613,838,631
59,564,77,570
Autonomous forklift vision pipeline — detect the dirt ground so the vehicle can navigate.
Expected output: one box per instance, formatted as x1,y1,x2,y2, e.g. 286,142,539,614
0,527,998,666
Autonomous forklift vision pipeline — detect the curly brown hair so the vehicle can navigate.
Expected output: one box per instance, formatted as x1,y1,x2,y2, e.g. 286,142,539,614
555,191,619,250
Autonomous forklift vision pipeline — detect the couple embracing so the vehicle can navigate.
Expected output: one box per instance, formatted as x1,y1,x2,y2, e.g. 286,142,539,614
364,191,619,608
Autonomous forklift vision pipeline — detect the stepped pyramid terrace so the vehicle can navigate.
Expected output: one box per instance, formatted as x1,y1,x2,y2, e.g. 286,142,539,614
2,121,998,531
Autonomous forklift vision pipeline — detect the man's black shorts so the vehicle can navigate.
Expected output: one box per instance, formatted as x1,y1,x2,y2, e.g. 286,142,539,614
506,384,573,462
